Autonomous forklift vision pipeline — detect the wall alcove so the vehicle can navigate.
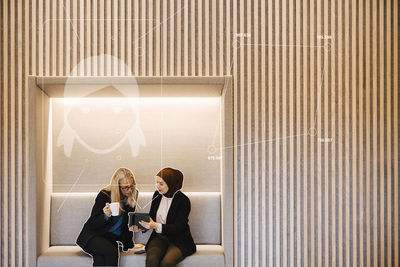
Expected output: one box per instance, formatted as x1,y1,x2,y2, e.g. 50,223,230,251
28,76,233,267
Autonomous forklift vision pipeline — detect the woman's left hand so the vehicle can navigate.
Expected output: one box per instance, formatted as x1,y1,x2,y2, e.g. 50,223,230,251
139,217,158,230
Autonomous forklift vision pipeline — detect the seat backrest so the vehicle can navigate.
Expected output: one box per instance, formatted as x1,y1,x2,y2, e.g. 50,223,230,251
50,192,221,246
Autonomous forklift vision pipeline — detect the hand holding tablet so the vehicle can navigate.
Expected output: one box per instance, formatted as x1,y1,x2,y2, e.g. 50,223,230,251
128,212,150,231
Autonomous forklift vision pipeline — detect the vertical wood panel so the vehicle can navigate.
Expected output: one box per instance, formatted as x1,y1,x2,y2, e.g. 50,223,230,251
358,0,364,264
126,0,132,76
365,2,373,267
344,0,351,265
79,0,84,75
58,0,63,75
161,0,167,76
189,0,195,76
316,1,323,264
232,0,238,265
253,0,259,266
288,0,295,264
17,0,23,265
85,0,91,76
281,0,288,264
133,0,138,75
105,0,111,74
366,1,372,266
204,0,209,76
38,0,43,76
50,0,56,76
295,0,302,265
112,0,118,75
212,0,217,76
183,0,188,76
351,1,358,266
197,0,202,76
302,0,309,264
239,0,245,264
372,0,378,265
1,3,8,265
337,0,344,265
1,13,3,244
44,0,49,75
1,1,9,258
72,0,78,75
155,0,160,76
393,1,399,266
246,0,252,265
385,1,392,264
260,0,267,265
98,0,105,75
379,1,385,266
168,0,174,76
30,0,36,75
66,0,72,74
177,0,182,76
148,0,153,76
10,0,16,265
330,0,337,264
267,1,273,266
224,0,230,76
309,1,316,265
24,0,31,261
274,1,281,266
323,1,330,266
92,0,98,76
119,0,125,75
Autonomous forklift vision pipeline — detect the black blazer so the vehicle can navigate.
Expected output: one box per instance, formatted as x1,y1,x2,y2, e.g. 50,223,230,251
146,190,196,257
76,190,136,251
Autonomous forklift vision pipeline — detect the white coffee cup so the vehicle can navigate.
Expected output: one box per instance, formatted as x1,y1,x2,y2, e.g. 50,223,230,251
109,202,120,216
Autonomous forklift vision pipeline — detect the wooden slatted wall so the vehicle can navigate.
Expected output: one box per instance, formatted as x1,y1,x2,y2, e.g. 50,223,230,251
0,0,398,266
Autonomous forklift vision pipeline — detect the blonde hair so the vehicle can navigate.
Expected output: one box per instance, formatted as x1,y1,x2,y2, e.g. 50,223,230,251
102,167,138,214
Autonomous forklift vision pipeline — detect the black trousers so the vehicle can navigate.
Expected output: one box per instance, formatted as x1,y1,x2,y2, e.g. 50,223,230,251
83,233,120,266
146,234,184,267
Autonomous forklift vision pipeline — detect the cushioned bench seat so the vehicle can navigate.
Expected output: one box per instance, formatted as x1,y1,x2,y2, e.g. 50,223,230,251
37,245,224,267
37,192,224,267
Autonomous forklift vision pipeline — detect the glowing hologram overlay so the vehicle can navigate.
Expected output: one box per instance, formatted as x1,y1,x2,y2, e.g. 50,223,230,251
226,39,333,149
57,54,146,157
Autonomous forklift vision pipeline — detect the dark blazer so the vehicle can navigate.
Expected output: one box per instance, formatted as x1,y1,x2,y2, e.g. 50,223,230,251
146,190,196,257
76,190,136,251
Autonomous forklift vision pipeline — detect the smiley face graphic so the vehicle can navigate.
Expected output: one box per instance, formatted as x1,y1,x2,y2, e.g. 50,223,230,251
57,54,146,157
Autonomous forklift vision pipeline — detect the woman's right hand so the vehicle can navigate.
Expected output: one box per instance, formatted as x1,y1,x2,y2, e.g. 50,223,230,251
103,203,112,217
129,225,140,232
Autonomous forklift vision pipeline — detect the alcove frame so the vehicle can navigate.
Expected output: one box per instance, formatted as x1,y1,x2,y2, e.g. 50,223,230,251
27,75,233,267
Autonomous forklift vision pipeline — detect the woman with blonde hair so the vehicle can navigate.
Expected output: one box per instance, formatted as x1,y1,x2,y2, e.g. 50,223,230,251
77,167,138,266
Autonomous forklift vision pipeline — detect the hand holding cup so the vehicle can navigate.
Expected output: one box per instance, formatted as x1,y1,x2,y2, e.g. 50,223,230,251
103,203,112,217
109,202,120,216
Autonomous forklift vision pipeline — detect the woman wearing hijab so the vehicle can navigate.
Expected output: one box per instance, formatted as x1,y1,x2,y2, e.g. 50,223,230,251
76,167,138,266
138,167,196,267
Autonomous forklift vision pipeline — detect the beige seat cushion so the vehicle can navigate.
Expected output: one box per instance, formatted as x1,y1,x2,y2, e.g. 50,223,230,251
37,245,224,267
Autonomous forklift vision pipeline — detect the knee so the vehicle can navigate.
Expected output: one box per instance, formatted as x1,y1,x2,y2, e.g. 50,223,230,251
105,245,119,257
160,258,177,267
92,255,105,266
146,256,160,267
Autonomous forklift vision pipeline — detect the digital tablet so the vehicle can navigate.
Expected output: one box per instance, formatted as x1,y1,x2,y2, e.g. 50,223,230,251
128,212,150,231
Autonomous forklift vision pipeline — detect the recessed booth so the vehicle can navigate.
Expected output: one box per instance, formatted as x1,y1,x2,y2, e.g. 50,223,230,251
29,76,233,267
